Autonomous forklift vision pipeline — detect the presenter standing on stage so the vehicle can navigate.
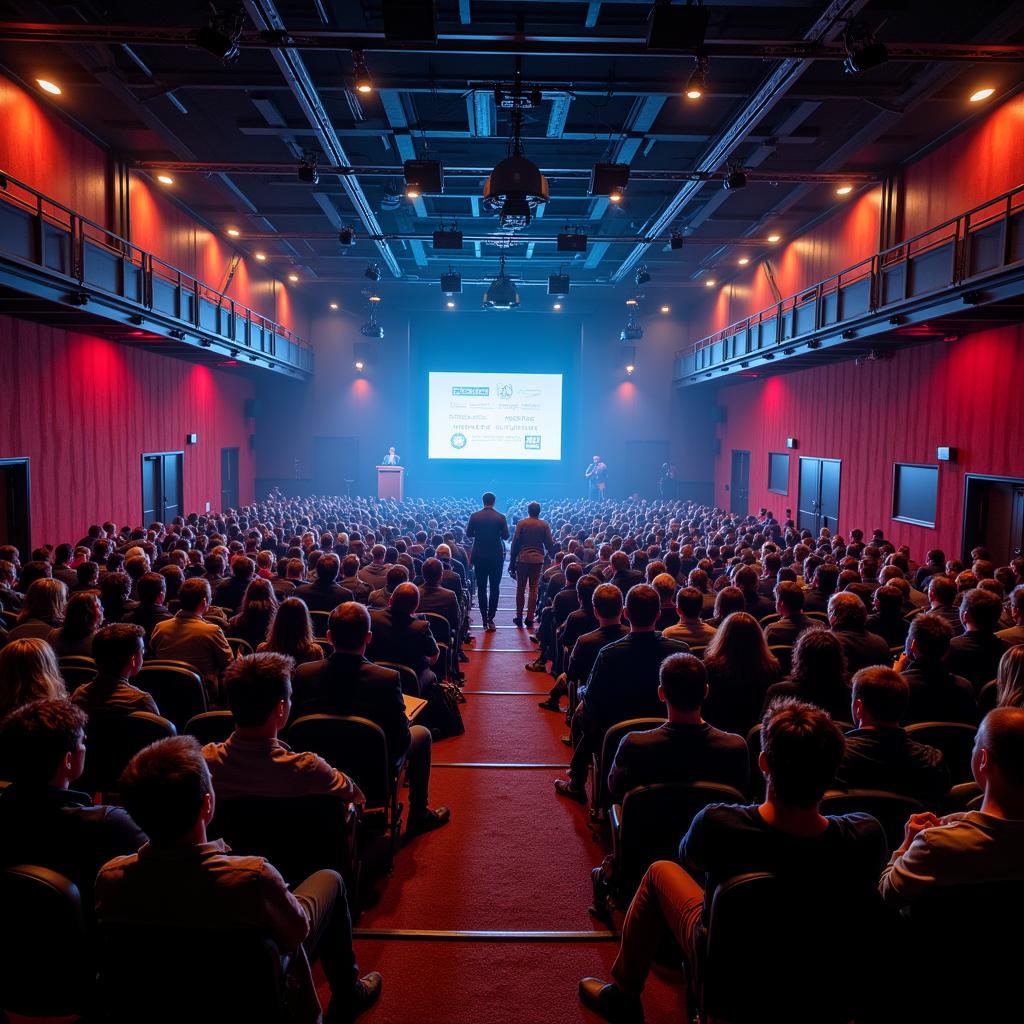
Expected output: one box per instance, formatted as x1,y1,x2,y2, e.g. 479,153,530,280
382,446,401,466
585,454,607,501
466,492,509,632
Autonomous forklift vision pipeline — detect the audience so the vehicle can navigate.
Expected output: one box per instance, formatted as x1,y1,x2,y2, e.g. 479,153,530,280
947,588,1010,691
46,590,103,658
763,580,821,646
296,553,354,613
7,578,67,643
71,623,157,716
226,577,278,651
828,591,892,673
865,584,911,648
897,613,977,724
997,585,1024,647
764,627,851,723
0,637,67,718
662,586,717,646
996,645,1024,709
258,596,326,665
122,571,172,645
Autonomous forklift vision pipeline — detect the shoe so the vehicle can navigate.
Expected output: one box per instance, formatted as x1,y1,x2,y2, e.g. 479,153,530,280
525,660,548,673
485,619,497,632
512,617,524,627
528,634,539,644
326,972,383,1023
561,735,573,747
538,698,562,711
406,806,451,835
458,650,470,663
554,779,587,803
525,618,535,628
578,978,644,1024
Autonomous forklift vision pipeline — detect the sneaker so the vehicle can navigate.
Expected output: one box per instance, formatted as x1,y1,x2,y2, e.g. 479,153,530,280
485,619,497,632
326,972,383,1023
406,806,451,836
577,978,644,1024
554,778,587,803
512,617,524,627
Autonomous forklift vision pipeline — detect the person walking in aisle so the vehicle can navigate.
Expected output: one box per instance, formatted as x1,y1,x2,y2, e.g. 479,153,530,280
509,502,556,629
466,492,509,632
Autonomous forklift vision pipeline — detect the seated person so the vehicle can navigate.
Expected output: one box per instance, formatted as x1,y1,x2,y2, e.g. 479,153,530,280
607,653,748,803
295,553,354,614
651,573,679,631
948,589,1011,692
663,586,717,647
292,602,449,836
226,578,278,651
561,584,629,713
202,652,362,803
47,590,103,658
897,613,977,725
997,584,1024,647
339,555,371,604
828,591,892,674
122,572,172,646
0,698,146,903
556,585,687,803
357,545,391,592
7,578,67,643
763,580,822,646
578,700,887,1023
258,597,326,666
908,573,964,637
416,557,461,646
213,555,256,615
837,667,950,806
865,585,911,648
0,637,67,719
367,582,440,693
538,574,600,709
71,623,158,716
95,737,381,1023
764,627,852,724
367,565,408,610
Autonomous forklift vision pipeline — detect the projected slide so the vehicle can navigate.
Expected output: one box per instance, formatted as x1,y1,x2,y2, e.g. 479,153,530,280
428,371,563,460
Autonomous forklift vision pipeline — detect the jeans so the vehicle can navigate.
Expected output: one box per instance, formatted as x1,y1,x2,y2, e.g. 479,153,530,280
514,562,543,620
474,558,503,621
294,869,360,1008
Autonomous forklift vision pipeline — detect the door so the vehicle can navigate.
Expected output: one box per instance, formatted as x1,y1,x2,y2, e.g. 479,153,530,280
729,450,750,517
798,458,842,536
962,476,1024,563
624,440,671,499
0,458,31,555
221,447,240,510
312,436,359,496
141,452,184,526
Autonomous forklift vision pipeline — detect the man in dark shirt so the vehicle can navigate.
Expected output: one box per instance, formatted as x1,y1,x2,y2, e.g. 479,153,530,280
607,551,643,602
829,591,892,673
556,585,687,802
122,571,173,645
802,563,840,615
947,588,1010,692
214,555,256,615
764,580,822,646
579,700,887,1023
367,583,440,692
898,613,977,725
836,667,950,805
417,557,462,645
0,698,145,904
509,502,557,627
71,623,159,716
734,565,775,621
562,584,629,714
651,573,679,631
357,545,391,592
295,553,354,614
865,585,911,648
339,555,371,604
907,573,963,636
997,584,1024,647
914,549,947,590
538,574,600,711
607,653,748,802
466,492,509,631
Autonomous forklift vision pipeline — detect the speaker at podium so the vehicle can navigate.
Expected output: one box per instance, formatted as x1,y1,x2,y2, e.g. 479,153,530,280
377,465,404,501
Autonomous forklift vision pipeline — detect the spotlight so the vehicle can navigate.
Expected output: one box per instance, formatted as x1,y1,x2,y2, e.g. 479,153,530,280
297,153,319,185
835,185,853,196
635,265,651,286
684,57,708,100
405,184,420,200
738,257,750,266
609,191,622,204
441,268,462,294
194,11,242,63
329,302,339,310
226,227,240,237
482,256,520,310
842,24,888,75
970,87,995,103
36,78,61,95
354,360,365,370
368,292,381,303
620,315,643,342
723,168,747,191
660,305,671,314
352,50,373,94
365,263,382,282
447,300,456,309
548,273,570,296
255,252,267,261
705,279,716,287
338,227,355,246
553,302,562,311
625,361,635,375
287,273,299,283
767,233,781,243
404,159,443,195
670,231,684,251
361,320,384,339
589,163,630,198
157,174,174,185
626,298,638,307
354,341,371,369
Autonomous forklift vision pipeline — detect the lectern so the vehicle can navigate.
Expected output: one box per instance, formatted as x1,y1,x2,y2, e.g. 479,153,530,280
377,465,404,501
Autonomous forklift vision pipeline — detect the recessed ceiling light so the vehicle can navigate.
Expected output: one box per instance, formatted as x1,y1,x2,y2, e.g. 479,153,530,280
287,273,298,282
767,234,781,243
970,87,995,103
329,302,339,310
156,174,174,185
705,279,716,287
609,192,622,203
738,257,750,266
446,300,455,308
660,305,670,313
626,297,638,306
835,185,853,196
354,360,365,370
553,302,562,310
36,78,61,95
254,252,267,261
226,227,240,237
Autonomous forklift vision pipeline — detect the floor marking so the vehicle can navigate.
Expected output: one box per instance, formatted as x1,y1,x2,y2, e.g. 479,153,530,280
354,928,616,942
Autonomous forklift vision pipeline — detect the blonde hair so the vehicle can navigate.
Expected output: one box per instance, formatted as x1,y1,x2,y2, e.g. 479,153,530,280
17,578,68,625
0,638,67,718
996,645,1024,710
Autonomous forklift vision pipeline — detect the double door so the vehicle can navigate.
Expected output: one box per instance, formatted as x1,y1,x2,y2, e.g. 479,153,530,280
798,457,841,536
142,451,183,525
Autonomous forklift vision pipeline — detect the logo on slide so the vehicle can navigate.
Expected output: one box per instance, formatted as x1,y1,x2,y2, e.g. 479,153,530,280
524,435,541,450
452,386,489,397
450,432,468,450
498,384,513,399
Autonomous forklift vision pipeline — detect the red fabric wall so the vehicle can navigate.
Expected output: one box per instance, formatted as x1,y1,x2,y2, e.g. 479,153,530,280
712,324,1024,557
0,315,255,547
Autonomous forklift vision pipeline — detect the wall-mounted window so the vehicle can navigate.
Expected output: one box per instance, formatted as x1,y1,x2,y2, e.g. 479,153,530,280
768,452,790,495
892,463,939,528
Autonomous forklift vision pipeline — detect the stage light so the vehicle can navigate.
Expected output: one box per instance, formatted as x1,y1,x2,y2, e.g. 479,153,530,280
843,24,888,75
338,227,355,247
738,257,750,266
970,87,995,103
767,233,781,243
365,263,382,282
609,191,622,203
368,292,381,303
660,305,671,314
626,297,638,307
157,174,174,185
557,233,588,253
723,168,746,191
255,252,267,261
288,273,299,282
404,159,443,195
553,302,562,310
194,17,241,63
297,153,319,185
433,229,463,250
635,265,651,286
589,162,631,198
36,78,61,95
353,50,373,94
405,185,420,199
625,362,635,375
670,231,683,250
620,315,643,342
329,302,339,310
835,184,853,196
482,256,520,310
354,360,365,370
361,319,384,338
684,57,708,100
705,279,716,287
226,227,240,237
447,300,455,308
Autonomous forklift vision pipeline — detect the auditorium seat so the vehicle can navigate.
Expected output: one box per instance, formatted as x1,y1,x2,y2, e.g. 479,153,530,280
135,663,206,733
905,721,977,784
77,711,176,800
591,717,665,819
820,789,925,853
184,709,235,745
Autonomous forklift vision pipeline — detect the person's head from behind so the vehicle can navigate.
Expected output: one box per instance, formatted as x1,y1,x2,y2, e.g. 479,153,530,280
733,564,758,596
972,708,1024,811
230,555,255,582
224,652,295,734
828,591,867,631
20,577,67,624
996,645,1024,710
137,571,167,607
120,737,213,846
329,601,371,654
315,552,340,583
422,557,443,586
61,591,103,641
178,577,212,614
0,698,87,789
267,597,315,656
576,573,599,610
873,584,903,619
775,580,805,617
712,585,745,624
0,638,66,718
527,501,541,518
623,584,660,630
76,560,99,588
371,544,387,564
906,612,952,665
675,586,703,621
390,581,420,616
705,611,777,675
790,627,847,691
385,565,409,594
341,554,360,579
482,492,496,508
759,699,844,807
851,666,908,728
652,573,676,608
92,623,145,679
592,583,623,625
659,653,708,716
959,587,1003,636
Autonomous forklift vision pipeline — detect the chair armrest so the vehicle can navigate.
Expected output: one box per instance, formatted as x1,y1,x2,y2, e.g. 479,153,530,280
609,803,623,858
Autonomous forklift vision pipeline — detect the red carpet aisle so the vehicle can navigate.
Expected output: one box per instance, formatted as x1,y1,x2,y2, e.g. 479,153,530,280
332,579,688,1024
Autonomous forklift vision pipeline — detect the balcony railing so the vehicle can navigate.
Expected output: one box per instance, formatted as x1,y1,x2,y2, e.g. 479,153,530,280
0,171,313,375
680,182,1024,376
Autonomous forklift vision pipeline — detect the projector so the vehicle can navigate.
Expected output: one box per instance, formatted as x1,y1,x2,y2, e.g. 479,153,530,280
360,321,384,339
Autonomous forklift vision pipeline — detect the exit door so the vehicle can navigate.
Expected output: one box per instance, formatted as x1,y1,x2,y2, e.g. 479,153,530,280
0,458,31,555
221,447,240,511
141,451,184,526
730,450,750,517
798,458,841,536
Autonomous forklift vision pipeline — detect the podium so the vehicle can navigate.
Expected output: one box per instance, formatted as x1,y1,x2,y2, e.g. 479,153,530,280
377,465,404,500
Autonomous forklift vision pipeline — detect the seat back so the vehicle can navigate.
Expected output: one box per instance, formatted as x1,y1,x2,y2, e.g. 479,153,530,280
759,612,782,627
98,924,287,1024
78,712,176,798
184,710,235,745
59,655,98,689
309,609,331,638
0,609,18,629
135,664,206,732
0,865,93,1016
805,611,830,624
905,721,977,784
375,659,421,697
227,636,254,659
595,717,665,810
317,639,335,658
745,724,764,801
617,782,746,896
820,788,924,853
212,794,354,887
768,643,792,676
289,714,392,809
977,679,998,715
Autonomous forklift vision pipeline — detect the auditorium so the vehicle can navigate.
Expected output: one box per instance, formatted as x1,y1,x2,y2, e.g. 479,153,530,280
2,2,1024,1022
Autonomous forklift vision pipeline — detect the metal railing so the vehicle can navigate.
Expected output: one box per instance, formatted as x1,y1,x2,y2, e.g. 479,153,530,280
0,170,313,373
681,182,1024,373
